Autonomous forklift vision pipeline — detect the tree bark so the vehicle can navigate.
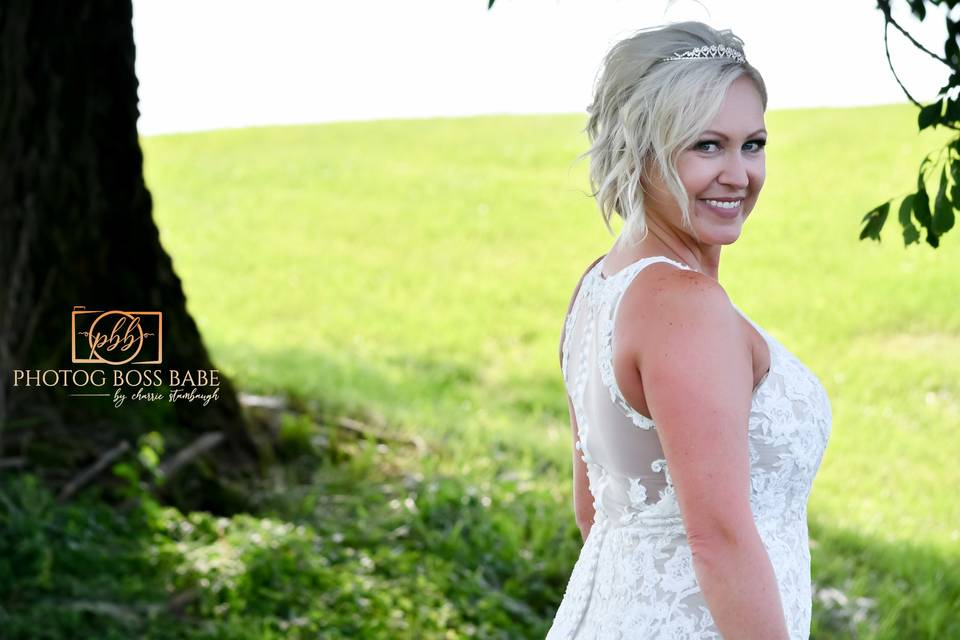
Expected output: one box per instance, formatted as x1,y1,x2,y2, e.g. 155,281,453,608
0,0,272,511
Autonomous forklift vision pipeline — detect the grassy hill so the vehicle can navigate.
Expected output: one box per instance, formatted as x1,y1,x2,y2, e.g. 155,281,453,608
2,103,957,638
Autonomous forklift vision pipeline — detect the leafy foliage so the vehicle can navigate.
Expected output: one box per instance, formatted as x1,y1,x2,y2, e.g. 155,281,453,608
854,1,960,246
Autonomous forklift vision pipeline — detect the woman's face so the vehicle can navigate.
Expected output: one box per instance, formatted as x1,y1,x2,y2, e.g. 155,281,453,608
642,74,767,247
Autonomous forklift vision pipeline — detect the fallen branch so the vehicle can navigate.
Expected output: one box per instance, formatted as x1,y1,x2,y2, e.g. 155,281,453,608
45,592,203,626
157,431,225,480
58,440,131,501
238,392,286,410
166,586,202,619
58,599,141,626
332,415,427,455
116,431,227,514
0,456,27,470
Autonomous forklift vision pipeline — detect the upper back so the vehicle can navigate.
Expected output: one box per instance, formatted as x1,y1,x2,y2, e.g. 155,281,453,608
560,256,698,512
560,252,831,527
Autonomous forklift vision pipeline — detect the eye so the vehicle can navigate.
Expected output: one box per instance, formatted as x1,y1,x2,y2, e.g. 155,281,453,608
694,138,768,153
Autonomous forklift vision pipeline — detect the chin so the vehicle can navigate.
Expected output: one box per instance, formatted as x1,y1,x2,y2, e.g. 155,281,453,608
696,225,744,246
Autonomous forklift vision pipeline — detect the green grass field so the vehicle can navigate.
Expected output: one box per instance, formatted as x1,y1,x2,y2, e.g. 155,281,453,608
2,103,958,638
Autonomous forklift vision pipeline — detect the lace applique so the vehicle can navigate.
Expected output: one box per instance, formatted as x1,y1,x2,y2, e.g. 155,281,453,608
626,476,647,505
650,458,670,484
561,274,595,464
650,458,677,504
619,477,650,525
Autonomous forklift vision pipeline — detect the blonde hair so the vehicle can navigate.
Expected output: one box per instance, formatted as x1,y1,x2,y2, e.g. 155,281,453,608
577,21,768,246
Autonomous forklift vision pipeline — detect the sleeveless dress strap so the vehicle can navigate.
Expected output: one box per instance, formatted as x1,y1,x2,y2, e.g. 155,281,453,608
596,256,694,430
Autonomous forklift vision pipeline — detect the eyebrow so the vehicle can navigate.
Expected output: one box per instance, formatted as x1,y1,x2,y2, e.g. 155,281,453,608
701,129,768,139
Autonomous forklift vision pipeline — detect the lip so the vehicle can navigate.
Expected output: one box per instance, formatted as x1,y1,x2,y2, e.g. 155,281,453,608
698,198,743,219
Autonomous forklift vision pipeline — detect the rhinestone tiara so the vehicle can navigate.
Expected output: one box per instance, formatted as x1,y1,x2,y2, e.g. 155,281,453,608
660,44,746,64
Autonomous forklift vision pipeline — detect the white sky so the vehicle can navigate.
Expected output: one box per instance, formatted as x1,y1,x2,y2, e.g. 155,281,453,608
132,0,955,135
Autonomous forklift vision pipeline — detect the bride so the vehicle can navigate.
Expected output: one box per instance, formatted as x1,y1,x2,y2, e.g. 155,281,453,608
548,20,832,639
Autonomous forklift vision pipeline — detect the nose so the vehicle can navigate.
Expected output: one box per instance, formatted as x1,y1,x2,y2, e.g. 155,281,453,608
718,152,749,189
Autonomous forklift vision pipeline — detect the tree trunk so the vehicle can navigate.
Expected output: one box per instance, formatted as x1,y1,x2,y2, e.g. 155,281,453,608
0,0,273,512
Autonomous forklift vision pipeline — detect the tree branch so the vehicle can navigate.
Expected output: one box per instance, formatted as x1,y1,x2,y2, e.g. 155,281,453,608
885,17,924,107
333,415,427,456
883,17,960,131
884,6,952,67
57,440,131,501
157,431,225,479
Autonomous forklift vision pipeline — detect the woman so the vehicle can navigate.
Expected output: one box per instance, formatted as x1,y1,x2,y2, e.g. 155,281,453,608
548,21,832,639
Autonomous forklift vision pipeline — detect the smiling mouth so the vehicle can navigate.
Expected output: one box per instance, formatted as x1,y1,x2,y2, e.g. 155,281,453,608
698,198,744,217
700,198,742,208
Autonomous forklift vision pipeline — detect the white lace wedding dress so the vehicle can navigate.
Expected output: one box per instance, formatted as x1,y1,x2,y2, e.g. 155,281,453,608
546,255,832,639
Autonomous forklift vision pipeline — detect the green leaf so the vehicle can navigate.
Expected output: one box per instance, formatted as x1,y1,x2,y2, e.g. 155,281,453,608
934,165,949,211
908,0,925,21
947,36,960,67
918,100,943,131
859,202,890,241
948,97,960,122
937,77,956,96
933,166,956,234
914,183,932,228
948,17,960,40
898,194,920,245
951,156,960,193
903,222,921,245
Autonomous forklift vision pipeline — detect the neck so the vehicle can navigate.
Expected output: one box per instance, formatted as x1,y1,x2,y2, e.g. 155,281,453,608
628,219,721,281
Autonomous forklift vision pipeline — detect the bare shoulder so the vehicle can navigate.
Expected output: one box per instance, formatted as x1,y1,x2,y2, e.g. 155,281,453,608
617,262,749,403
619,262,735,341
620,261,753,421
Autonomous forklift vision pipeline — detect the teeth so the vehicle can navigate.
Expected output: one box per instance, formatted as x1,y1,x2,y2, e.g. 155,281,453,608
704,199,742,209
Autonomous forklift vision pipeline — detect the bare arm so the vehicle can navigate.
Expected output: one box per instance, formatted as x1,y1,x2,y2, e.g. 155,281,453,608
559,255,605,542
567,392,594,542
630,268,789,639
